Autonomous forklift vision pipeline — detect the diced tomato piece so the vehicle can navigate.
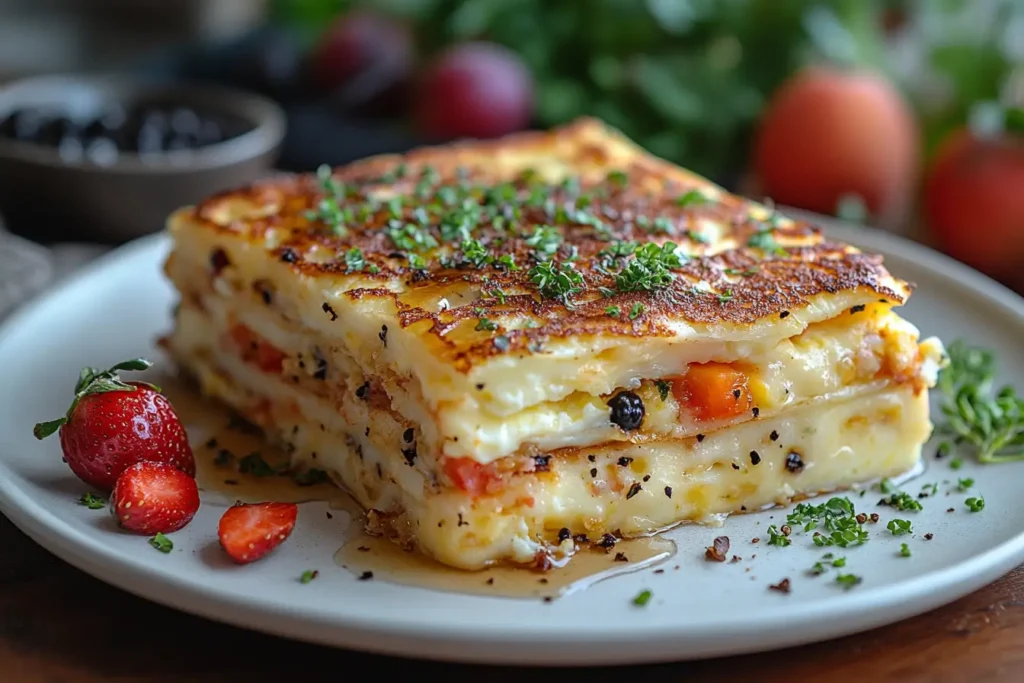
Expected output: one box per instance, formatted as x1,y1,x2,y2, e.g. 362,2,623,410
443,457,501,497
227,323,286,374
674,362,753,422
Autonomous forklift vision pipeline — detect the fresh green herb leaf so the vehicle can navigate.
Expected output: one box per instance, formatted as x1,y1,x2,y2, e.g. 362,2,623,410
632,589,652,606
676,189,710,207
628,302,645,320
950,458,964,470
300,569,319,584
766,525,791,547
528,261,585,306
524,224,564,256
887,518,913,535
746,228,788,256
957,477,975,491
475,318,499,332
965,496,985,512
900,542,912,557
655,379,671,402
605,305,621,318
343,248,367,273
149,533,173,554
936,341,1024,464
716,290,733,304
78,492,105,510
488,288,507,304
607,170,629,187
809,561,826,575
614,242,685,293
880,491,923,512
832,556,847,567
876,477,896,494
835,573,862,590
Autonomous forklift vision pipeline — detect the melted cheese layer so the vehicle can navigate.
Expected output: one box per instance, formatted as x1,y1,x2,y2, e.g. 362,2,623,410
167,330,933,570
169,286,941,463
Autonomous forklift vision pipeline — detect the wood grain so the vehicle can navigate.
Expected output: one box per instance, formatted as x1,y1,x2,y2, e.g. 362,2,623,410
3,514,1023,683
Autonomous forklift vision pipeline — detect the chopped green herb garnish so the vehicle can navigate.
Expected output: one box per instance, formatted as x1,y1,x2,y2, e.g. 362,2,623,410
628,302,645,320
655,379,671,402
936,340,1024,463
787,497,869,548
607,170,629,187
300,569,319,584
343,248,367,273
528,261,585,307
78,492,105,510
957,477,975,491
920,482,939,497
632,589,652,606
615,242,685,293
887,518,913,536
149,533,173,553
810,561,826,575
475,318,498,332
876,477,896,494
524,224,563,256
766,525,791,547
387,222,437,252
900,542,911,557
835,573,862,590
965,496,985,512
488,288,507,304
747,228,787,256
675,189,710,207
950,458,964,470
605,305,621,318
716,290,733,304
305,164,350,235
880,491,923,512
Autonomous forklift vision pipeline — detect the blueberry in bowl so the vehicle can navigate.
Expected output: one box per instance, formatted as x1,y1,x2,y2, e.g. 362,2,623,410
0,75,285,244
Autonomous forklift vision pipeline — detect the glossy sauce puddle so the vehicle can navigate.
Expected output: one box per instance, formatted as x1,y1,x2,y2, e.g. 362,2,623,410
157,373,676,599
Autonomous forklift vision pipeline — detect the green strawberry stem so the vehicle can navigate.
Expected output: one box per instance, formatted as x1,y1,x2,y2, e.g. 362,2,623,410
32,357,156,440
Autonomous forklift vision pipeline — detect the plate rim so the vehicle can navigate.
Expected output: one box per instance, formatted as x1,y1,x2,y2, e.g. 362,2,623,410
2,219,1024,665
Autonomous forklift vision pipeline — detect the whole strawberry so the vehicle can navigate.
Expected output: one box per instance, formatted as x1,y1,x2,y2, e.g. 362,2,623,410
33,358,195,491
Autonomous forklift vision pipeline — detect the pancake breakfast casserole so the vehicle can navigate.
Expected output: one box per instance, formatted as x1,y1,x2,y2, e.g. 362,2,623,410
161,117,945,570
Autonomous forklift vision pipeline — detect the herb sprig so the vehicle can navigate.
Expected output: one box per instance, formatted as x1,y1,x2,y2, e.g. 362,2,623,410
936,341,1024,463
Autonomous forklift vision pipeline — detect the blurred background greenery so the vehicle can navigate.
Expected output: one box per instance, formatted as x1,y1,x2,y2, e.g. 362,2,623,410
0,0,1021,286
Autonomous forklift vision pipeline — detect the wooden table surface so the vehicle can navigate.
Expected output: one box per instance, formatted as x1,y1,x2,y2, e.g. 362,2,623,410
4,515,1023,683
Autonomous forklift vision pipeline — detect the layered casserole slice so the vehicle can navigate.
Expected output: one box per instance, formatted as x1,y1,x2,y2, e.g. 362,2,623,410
162,117,945,570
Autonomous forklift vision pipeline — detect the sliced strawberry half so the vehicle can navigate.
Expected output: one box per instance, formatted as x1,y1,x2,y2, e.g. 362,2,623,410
110,461,200,535
217,502,298,564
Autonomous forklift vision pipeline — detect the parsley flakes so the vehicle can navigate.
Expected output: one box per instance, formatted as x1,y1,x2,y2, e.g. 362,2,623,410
528,260,585,306
149,533,173,553
78,492,105,509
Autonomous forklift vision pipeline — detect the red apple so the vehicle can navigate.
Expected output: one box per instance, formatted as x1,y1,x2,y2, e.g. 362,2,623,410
753,66,919,221
924,126,1024,283
413,42,533,140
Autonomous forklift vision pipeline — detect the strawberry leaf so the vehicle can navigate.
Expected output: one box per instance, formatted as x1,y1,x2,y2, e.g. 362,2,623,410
108,358,153,373
79,377,137,397
33,418,66,440
74,367,101,394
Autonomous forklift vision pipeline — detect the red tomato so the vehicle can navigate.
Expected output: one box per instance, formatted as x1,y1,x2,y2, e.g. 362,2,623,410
753,66,919,219
924,127,1024,282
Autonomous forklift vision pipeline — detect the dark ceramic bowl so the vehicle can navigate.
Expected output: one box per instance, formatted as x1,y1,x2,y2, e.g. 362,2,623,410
0,74,285,244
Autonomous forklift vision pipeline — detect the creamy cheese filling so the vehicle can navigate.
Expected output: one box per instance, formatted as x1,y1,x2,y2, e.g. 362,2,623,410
163,333,932,569
171,286,941,464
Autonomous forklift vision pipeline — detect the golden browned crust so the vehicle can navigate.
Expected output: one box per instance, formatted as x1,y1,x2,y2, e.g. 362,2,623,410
176,117,910,371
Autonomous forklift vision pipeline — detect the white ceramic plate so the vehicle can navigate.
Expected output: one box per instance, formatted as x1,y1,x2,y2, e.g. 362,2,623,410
2,219,1024,666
